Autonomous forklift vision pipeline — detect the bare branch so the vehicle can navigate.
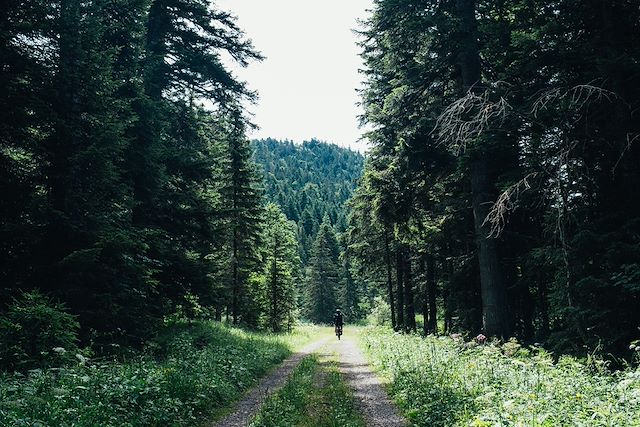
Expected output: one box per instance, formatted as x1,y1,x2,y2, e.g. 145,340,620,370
433,89,510,155
612,133,640,176
485,173,537,237
532,84,617,118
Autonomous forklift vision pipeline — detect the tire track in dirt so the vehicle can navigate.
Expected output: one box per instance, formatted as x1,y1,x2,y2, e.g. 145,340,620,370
333,334,408,427
213,337,329,427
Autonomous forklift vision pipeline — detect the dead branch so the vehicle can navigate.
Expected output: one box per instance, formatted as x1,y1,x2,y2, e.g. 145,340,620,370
532,84,617,118
434,89,510,155
612,132,640,176
485,173,537,237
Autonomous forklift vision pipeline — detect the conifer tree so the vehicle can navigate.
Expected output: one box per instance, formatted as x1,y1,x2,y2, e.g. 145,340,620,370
219,110,264,325
339,253,362,321
259,203,299,332
304,219,340,324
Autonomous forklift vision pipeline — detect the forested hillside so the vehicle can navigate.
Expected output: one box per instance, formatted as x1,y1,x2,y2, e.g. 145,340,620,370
252,139,365,322
252,138,363,262
348,0,640,358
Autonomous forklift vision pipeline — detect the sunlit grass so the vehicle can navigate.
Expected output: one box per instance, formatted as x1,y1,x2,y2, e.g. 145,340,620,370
360,327,640,427
0,321,322,427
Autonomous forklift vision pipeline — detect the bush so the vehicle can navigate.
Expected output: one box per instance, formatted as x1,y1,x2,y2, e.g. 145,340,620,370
366,296,392,326
0,290,80,371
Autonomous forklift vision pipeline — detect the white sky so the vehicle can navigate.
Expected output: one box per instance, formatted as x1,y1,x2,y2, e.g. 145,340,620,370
216,0,373,152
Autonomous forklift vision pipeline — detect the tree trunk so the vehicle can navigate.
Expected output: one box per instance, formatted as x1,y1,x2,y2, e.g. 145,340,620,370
444,254,454,334
404,251,416,332
421,256,429,335
384,228,396,330
537,279,549,340
53,0,80,216
396,245,404,332
470,154,510,337
426,253,437,334
232,223,239,325
456,0,510,338
144,0,170,101
271,235,278,332
131,0,167,227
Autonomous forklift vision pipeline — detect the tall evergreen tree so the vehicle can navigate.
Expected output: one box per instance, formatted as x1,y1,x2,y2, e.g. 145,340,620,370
259,203,300,332
304,219,340,324
454,0,510,338
219,110,264,325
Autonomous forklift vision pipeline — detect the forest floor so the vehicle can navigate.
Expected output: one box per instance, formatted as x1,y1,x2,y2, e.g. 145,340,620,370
215,327,408,427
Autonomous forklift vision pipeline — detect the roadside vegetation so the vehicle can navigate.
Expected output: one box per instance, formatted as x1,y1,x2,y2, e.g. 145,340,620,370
250,352,365,427
361,327,640,427
0,322,320,427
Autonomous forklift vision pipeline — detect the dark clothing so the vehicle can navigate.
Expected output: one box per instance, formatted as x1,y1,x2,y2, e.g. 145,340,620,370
333,312,344,327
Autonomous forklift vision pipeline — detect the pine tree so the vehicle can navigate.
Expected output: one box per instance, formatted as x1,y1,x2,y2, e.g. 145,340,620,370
339,253,362,321
259,203,300,332
219,110,264,325
304,219,340,324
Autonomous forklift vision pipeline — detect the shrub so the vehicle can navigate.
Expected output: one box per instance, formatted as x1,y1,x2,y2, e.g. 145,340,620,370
366,296,392,326
0,290,80,371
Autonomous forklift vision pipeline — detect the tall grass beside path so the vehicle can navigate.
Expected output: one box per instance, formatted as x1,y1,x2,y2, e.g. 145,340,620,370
360,327,640,427
0,322,322,427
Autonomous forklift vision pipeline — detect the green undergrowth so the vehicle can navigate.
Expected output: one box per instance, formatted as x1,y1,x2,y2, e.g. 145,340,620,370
250,352,365,427
361,327,640,427
0,321,320,427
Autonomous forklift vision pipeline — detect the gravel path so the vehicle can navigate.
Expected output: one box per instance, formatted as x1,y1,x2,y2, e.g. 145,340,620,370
334,335,408,427
212,337,329,427
212,331,408,427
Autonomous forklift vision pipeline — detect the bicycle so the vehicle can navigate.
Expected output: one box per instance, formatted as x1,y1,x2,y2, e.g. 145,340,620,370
335,324,343,340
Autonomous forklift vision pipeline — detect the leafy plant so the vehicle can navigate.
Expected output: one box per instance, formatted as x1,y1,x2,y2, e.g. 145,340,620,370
366,296,392,326
361,327,640,427
0,322,320,426
0,290,80,371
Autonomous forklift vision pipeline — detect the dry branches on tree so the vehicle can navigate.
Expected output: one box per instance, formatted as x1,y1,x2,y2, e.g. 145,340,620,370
434,89,510,154
531,84,617,118
484,173,537,237
435,83,620,236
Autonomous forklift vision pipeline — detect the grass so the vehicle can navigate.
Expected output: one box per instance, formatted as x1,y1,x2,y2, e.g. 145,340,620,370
249,351,365,427
360,327,640,427
0,321,322,427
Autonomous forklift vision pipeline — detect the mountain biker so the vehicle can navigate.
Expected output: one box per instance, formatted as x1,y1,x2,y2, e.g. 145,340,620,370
333,308,344,336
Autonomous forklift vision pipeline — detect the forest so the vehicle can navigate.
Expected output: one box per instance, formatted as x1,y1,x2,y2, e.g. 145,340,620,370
0,0,366,349
1,0,640,426
348,0,640,358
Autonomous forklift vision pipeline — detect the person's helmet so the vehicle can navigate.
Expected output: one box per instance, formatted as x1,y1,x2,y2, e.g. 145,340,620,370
335,308,341,313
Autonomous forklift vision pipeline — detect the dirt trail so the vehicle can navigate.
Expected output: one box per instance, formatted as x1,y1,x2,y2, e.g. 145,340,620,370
212,337,329,427
333,334,408,427
213,330,408,427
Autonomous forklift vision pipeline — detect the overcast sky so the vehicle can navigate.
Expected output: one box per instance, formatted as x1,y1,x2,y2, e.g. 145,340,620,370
216,0,373,152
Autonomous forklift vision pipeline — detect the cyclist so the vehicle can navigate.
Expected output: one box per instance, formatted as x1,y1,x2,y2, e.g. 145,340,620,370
333,308,344,339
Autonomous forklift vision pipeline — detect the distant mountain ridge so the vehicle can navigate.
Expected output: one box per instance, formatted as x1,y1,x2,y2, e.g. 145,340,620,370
252,138,364,262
